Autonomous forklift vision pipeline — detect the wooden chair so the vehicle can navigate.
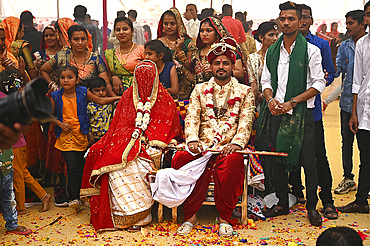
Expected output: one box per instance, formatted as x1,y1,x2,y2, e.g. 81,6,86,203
157,150,287,225
156,100,287,224
157,153,251,225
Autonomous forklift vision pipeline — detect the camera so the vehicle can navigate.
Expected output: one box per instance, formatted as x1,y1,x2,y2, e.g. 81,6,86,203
0,77,54,127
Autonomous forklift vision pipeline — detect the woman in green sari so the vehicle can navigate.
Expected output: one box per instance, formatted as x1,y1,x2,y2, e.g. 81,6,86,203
157,7,196,100
105,17,145,95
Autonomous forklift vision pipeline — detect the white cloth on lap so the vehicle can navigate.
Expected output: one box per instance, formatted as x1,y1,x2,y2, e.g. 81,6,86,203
150,151,213,208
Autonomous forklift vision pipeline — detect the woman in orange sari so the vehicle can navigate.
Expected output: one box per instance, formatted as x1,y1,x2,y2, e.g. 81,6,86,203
2,17,37,79
41,20,99,206
41,23,112,94
55,18,93,50
0,23,28,81
2,17,48,210
81,60,181,232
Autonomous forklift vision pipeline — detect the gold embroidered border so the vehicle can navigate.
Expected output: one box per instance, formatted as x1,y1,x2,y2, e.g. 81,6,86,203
113,207,152,229
90,156,139,188
121,137,140,168
133,60,159,109
80,187,100,197
148,140,167,149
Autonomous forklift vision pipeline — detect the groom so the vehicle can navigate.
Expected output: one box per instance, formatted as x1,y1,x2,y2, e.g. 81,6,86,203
171,42,255,237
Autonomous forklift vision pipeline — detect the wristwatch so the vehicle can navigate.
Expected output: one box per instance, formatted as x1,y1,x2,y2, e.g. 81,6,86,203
290,98,297,108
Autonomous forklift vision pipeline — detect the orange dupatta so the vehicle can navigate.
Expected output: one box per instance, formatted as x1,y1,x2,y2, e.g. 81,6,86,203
1,17,21,66
57,18,93,52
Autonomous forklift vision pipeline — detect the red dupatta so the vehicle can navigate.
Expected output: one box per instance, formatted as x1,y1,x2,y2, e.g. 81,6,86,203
157,7,190,39
81,60,181,231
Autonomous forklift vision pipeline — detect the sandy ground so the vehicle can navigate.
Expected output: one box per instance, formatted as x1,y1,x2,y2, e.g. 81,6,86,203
1,79,369,246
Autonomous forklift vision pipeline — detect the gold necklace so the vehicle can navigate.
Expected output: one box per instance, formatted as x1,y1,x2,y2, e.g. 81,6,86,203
201,47,211,63
165,36,177,50
119,43,135,65
72,51,88,69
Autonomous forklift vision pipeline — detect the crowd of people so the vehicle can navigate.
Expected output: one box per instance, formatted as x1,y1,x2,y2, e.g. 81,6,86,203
0,1,368,244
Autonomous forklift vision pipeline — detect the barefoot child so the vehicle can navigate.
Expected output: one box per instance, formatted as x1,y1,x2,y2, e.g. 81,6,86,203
144,40,178,96
51,66,120,211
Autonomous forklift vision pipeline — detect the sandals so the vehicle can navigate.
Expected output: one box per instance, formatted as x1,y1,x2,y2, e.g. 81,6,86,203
127,225,141,232
7,226,32,235
177,221,196,236
219,223,233,237
323,205,338,220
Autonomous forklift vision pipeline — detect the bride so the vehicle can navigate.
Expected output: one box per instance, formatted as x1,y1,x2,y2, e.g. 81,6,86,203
80,60,181,231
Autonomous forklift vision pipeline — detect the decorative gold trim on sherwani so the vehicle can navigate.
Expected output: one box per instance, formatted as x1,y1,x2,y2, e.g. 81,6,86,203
185,77,255,149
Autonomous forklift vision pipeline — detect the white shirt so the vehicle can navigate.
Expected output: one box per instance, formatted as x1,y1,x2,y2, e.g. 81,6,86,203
108,31,119,49
186,19,200,39
352,33,370,131
133,21,146,45
261,40,326,109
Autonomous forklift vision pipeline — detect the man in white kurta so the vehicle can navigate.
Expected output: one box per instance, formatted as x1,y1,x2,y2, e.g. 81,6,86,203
337,1,370,214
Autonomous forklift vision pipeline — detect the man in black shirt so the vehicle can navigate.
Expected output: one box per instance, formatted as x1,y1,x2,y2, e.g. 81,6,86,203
20,11,42,54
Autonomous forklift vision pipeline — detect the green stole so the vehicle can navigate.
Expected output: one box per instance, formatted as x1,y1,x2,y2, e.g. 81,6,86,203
255,32,308,171
104,49,133,92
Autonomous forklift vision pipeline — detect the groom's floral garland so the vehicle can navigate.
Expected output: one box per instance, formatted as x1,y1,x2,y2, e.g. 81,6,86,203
132,97,151,139
204,81,241,146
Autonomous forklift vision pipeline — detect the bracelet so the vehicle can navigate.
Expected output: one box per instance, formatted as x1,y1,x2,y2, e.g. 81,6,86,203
2,59,11,67
267,97,274,106
5,61,15,68
176,51,187,63
48,81,57,88
1,58,10,64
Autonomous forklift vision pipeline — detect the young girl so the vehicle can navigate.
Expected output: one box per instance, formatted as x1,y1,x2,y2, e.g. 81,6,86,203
51,66,120,211
144,40,178,97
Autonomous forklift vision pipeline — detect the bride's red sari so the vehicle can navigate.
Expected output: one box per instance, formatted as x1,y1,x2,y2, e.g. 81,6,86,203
81,61,181,231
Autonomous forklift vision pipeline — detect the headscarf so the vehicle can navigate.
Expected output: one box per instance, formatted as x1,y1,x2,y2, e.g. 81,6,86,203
193,17,246,84
56,18,93,52
81,60,181,231
82,60,181,190
1,17,21,66
207,42,237,64
316,23,326,34
40,25,57,50
2,17,20,49
157,7,190,39
196,17,230,49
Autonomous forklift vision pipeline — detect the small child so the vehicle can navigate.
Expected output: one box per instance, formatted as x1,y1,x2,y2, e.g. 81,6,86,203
86,78,113,144
0,70,51,215
51,66,120,211
144,40,178,96
0,70,32,235
0,148,32,235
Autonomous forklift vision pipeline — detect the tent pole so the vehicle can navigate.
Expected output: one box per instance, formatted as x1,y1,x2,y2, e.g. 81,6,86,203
103,0,108,52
